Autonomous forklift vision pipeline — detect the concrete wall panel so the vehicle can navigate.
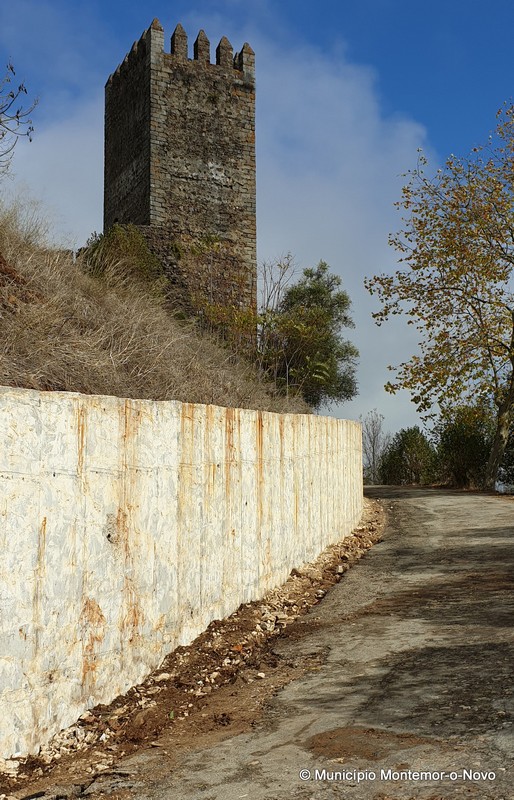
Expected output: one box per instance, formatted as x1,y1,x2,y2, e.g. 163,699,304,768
0,386,362,758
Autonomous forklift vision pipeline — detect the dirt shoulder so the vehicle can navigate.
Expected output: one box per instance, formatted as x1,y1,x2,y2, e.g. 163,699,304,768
1,498,385,800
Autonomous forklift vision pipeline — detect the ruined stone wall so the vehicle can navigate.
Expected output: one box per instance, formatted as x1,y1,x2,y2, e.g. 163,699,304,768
104,20,256,312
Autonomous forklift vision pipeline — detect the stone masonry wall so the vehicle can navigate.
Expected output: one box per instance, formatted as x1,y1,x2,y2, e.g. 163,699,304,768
104,30,152,227
104,20,256,312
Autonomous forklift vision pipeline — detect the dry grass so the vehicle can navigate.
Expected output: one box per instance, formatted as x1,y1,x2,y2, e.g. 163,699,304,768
0,200,310,414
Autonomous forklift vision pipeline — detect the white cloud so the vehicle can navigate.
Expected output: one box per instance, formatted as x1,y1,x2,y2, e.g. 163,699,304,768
8,94,104,247
251,32,430,433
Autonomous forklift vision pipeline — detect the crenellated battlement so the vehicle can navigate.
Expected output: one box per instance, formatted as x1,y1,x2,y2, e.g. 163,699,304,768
106,19,255,87
104,19,256,313
170,24,255,79
105,21,154,86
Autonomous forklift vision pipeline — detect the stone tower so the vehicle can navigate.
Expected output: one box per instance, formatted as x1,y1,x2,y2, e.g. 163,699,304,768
104,19,256,311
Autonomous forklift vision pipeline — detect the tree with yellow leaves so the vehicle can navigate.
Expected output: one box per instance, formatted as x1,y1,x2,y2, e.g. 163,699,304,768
365,106,514,489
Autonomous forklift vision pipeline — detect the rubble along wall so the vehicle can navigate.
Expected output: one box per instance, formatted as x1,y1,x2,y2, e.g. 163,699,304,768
0,386,362,758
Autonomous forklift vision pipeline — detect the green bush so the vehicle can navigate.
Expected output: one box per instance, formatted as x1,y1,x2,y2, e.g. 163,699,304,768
82,224,166,295
434,406,493,488
379,426,436,485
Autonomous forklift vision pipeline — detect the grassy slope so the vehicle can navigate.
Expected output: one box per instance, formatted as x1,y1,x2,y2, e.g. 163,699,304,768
0,203,309,414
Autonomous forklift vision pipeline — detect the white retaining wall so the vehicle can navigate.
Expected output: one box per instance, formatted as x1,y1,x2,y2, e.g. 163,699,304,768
0,386,362,758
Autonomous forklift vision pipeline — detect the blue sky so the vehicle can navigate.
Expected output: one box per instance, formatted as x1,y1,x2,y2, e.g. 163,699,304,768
1,0,513,434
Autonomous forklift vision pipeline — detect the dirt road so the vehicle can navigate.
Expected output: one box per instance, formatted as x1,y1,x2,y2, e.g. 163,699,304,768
12,488,514,799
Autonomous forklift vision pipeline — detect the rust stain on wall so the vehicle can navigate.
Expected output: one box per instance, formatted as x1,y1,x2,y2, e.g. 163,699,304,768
122,398,143,445
114,396,147,650
207,462,217,498
120,401,143,509
255,411,264,528
76,406,86,475
180,402,195,426
153,614,166,632
204,407,219,503
122,576,145,644
225,407,235,495
39,517,47,547
80,598,106,688
255,411,264,479
81,597,106,628
105,508,136,564
178,403,195,531
32,516,47,654
116,397,145,566
179,404,195,469
205,403,215,501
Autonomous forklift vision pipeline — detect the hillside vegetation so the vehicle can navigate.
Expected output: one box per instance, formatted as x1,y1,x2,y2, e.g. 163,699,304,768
0,200,309,414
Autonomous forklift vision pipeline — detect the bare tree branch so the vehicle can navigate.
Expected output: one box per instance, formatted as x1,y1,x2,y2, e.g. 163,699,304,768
0,62,37,175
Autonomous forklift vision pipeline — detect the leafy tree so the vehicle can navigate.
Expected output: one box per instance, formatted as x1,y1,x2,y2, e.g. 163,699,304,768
0,63,36,175
261,260,358,409
365,105,514,489
434,405,494,488
379,426,436,485
434,404,514,489
189,256,358,410
361,409,391,484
